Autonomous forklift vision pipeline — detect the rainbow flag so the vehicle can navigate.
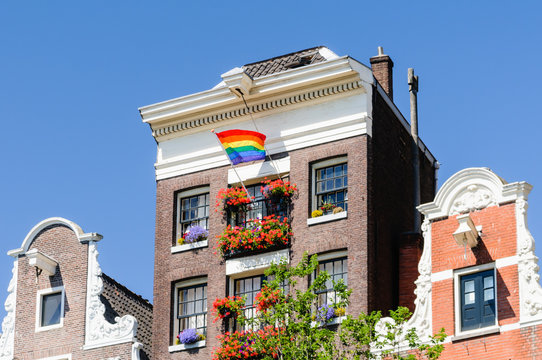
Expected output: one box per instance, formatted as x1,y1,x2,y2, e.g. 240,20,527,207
216,129,266,165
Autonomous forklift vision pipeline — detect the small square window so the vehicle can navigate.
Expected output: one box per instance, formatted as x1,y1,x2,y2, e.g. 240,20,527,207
311,157,348,213
454,264,497,336
173,278,207,344
36,286,64,331
176,187,210,240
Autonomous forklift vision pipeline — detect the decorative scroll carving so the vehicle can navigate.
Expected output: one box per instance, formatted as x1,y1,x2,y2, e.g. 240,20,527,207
0,261,17,360
84,241,138,349
516,198,542,322
373,219,433,350
450,184,497,215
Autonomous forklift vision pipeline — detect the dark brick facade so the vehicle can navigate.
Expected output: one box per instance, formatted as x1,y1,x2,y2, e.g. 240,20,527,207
151,87,437,359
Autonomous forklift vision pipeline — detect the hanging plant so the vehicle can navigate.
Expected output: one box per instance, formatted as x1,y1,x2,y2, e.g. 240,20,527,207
261,178,298,203
212,296,245,322
216,187,254,214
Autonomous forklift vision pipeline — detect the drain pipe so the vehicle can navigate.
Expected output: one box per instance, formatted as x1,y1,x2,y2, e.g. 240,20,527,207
408,68,421,234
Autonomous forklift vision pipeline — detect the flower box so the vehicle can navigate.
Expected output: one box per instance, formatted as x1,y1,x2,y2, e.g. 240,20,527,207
217,215,292,259
168,340,206,352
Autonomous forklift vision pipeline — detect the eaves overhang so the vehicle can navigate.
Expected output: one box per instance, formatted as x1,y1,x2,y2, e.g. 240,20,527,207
139,56,374,140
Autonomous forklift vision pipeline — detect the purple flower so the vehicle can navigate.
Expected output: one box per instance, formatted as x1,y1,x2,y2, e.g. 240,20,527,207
184,226,208,244
316,304,336,322
178,328,202,344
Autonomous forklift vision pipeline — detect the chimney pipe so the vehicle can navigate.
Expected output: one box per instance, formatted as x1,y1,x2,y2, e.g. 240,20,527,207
408,68,421,234
370,47,394,100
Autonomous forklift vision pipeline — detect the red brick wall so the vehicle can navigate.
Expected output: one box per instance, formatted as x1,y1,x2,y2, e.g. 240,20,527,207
431,204,516,273
14,224,134,359
428,203,542,359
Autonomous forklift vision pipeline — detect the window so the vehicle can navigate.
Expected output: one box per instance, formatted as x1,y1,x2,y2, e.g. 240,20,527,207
173,278,208,344
460,269,496,331
311,256,348,307
176,187,210,240
36,286,64,331
312,157,348,212
454,264,498,336
230,181,290,226
232,273,288,331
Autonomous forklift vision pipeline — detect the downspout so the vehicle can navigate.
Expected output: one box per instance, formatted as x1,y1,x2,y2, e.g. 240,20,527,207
408,68,421,234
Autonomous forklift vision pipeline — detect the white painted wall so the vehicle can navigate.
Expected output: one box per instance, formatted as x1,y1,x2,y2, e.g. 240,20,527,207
155,91,370,180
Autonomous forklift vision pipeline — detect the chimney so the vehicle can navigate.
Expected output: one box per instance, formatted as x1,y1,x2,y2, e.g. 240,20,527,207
370,46,394,100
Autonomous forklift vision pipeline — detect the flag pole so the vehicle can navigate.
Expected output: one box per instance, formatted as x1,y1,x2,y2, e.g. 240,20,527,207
211,129,250,197
240,94,282,180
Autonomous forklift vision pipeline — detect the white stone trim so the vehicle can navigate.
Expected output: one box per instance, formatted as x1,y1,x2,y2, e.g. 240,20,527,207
83,241,138,350
131,341,143,360
453,263,497,336
36,354,72,360
36,285,65,332
307,211,347,226
495,255,518,268
417,167,526,221
228,157,290,184
168,340,206,352
431,256,518,283
515,190,542,324
225,249,290,276
171,240,208,254
0,260,17,360
27,249,58,277
431,269,453,282
8,217,103,257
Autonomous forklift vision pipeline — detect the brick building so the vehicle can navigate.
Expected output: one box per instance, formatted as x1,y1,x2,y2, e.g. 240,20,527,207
139,47,438,359
405,167,542,358
0,217,153,360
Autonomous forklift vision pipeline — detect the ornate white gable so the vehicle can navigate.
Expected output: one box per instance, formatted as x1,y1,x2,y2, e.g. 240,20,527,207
0,261,17,360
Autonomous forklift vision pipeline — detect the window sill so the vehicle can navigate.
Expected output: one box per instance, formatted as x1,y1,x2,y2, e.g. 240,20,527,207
171,240,208,254
168,340,206,352
451,325,500,342
311,316,346,327
307,211,347,226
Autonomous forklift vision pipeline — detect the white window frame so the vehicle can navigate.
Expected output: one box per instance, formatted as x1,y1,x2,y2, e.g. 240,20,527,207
35,286,65,332
170,277,208,353
453,263,499,340
175,186,210,241
310,156,348,221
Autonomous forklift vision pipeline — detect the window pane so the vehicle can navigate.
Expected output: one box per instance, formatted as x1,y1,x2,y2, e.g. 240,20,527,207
464,280,475,293
335,178,343,188
465,292,475,305
318,169,325,180
484,276,494,289
41,293,62,327
484,288,494,301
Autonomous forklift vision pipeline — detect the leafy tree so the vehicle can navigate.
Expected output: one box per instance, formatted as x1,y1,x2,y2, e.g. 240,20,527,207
213,253,446,360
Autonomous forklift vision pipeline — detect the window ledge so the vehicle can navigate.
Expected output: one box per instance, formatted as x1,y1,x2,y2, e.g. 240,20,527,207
168,340,206,352
307,211,347,226
311,316,346,327
171,240,208,254
451,325,500,342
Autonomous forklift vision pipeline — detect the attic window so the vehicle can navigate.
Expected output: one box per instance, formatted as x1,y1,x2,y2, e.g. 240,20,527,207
284,51,318,69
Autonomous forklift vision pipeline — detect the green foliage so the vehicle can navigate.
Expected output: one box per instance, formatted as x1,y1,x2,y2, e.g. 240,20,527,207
218,252,446,360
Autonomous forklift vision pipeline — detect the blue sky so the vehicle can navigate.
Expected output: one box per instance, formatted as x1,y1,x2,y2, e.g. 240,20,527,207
0,1,541,321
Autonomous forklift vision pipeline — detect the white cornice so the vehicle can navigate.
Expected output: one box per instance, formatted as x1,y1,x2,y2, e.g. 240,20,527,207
8,217,103,257
139,57,372,139
417,167,530,221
